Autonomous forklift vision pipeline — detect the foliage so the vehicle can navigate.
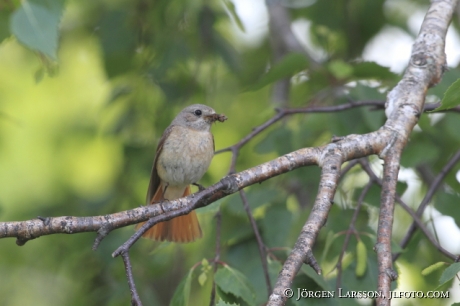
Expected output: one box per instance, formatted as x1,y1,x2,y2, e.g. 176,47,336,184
0,0,460,305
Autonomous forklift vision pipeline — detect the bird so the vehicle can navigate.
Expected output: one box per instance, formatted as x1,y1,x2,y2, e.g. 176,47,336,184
135,104,227,242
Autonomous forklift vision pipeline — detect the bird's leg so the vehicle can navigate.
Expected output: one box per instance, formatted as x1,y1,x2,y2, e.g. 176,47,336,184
150,183,170,213
157,183,169,212
161,184,169,200
192,182,206,191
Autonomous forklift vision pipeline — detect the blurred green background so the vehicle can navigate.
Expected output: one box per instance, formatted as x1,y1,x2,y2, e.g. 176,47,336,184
1,0,460,305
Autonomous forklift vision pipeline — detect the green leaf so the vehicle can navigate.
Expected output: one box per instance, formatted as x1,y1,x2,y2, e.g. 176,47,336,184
170,270,193,306
216,300,239,306
349,83,386,101
255,126,293,155
268,258,283,288
355,239,367,277
396,181,408,195
98,10,137,77
352,61,397,81
328,59,353,80
391,239,404,255
216,285,240,305
246,53,308,91
224,187,280,216
213,32,241,74
432,78,460,112
261,203,292,247
201,258,209,267
428,68,460,98
355,181,406,209
321,230,339,263
434,193,460,228
0,6,15,44
401,139,439,167
222,0,245,32
34,66,45,83
214,265,256,306
422,262,446,276
438,262,460,287
198,272,207,286
300,265,332,291
198,258,211,286
10,0,65,60
198,198,224,214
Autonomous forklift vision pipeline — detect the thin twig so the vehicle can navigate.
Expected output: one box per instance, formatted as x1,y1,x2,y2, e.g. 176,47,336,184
340,159,360,178
121,252,143,306
394,195,456,260
215,110,286,155
358,159,457,260
395,149,460,260
336,180,373,291
304,249,321,274
216,99,460,163
239,190,272,296
209,210,222,306
216,100,389,158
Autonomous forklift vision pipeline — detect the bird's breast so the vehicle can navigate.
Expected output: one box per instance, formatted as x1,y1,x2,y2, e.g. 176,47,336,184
157,126,214,186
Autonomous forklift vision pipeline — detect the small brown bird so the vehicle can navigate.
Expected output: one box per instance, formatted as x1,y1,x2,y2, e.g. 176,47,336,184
136,104,227,242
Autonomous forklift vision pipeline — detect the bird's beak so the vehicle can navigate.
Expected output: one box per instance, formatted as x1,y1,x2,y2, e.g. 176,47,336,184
205,113,227,123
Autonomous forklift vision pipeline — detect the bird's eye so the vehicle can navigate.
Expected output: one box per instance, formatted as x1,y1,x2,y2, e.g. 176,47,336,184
194,109,202,116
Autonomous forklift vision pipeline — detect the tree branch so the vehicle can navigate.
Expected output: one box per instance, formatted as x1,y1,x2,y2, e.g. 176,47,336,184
2,127,390,243
394,149,460,261
336,180,373,292
215,99,460,162
268,141,343,305
267,1,458,304
239,189,272,296
265,0,319,67
209,210,222,306
375,0,458,303
0,146,321,244
375,148,402,303
265,0,320,107
2,3,458,301
358,158,457,261
121,252,143,306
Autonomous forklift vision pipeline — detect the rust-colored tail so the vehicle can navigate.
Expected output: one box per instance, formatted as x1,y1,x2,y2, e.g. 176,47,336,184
135,185,202,243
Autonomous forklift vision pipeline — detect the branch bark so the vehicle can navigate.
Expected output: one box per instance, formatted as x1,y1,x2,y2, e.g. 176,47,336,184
1,130,388,245
375,1,457,304
0,2,458,305
267,1,458,305
0,147,318,245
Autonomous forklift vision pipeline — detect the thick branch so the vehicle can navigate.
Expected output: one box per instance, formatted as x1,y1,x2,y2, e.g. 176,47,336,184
0,147,319,244
1,129,391,247
267,1,457,304
374,0,458,304
268,150,342,304
375,150,402,304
